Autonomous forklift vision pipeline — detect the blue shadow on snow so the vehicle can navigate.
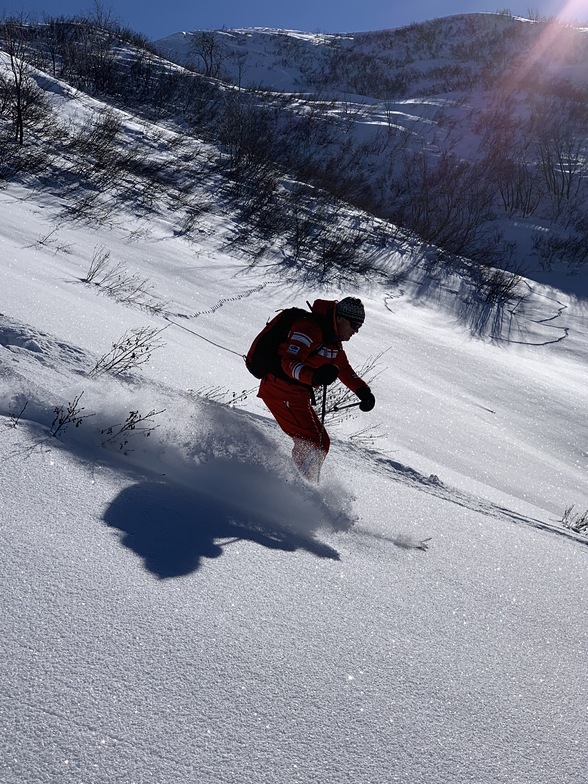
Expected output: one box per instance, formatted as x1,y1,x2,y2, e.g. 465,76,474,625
103,479,340,579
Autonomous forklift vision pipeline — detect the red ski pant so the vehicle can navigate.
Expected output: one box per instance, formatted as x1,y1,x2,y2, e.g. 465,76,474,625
259,385,329,482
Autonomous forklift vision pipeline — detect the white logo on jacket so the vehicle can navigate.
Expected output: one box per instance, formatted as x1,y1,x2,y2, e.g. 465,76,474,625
290,331,312,347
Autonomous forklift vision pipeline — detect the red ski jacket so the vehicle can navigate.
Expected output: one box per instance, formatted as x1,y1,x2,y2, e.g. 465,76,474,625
258,299,369,403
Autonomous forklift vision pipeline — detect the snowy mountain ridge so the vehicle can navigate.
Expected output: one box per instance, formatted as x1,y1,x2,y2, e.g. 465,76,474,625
155,12,588,290
154,14,588,112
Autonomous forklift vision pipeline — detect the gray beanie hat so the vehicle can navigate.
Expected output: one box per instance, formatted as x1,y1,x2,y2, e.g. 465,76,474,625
336,297,365,326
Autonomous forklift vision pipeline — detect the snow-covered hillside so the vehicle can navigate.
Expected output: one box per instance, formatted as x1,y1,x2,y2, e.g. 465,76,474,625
155,14,588,289
1,14,588,784
155,14,588,94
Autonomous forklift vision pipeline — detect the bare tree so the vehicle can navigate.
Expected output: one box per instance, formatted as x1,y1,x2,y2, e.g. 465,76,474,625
189,31,228,79
393,151,498,260
0,17,46,144
535,125,585,216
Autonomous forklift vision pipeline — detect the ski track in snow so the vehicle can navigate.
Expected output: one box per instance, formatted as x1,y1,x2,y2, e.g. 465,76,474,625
166,281,270,320
339,441,588,548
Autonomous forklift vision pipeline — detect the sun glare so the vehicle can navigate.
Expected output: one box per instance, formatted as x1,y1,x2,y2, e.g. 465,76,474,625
505,3,588,90
555,0,588,24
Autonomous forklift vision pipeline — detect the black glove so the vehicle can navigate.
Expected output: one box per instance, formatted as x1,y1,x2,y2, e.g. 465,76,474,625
357,387,375,412
312,364,339,386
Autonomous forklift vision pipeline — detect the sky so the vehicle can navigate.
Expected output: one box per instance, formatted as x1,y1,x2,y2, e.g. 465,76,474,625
1,0,587,40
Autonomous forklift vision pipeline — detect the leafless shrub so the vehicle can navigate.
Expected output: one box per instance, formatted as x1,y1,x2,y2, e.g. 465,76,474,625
348,422,386,449
534,124,585,217
323,352,386,426
392,151,498,262
27,227,74,254
189,31,229,79
188,386,254,408
61,109,179,222
83,244,111,283
6,400,28,428
100,407,165,452
64,108,125,187
82,247,167,314
476,265,522,305
0,16,49,144
490,155,543,218
50,392,95,437
89,326,167,378
533,231,588,272
559,505,588,533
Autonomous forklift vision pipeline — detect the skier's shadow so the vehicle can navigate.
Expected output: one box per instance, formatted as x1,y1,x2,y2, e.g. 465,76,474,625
103,480,339,579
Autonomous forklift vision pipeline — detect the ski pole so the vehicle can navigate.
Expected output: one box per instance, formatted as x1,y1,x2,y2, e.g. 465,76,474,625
320,383,328,429
330,401,361,413
315,384,328,485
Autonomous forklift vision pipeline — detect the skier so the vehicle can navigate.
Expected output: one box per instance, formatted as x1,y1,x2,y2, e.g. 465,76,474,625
257,297,375,483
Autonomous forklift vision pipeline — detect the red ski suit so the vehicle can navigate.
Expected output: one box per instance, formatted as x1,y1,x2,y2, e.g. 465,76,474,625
258,299,370,481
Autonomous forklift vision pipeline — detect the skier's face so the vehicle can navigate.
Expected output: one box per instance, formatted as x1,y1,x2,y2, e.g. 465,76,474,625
337,316,360,341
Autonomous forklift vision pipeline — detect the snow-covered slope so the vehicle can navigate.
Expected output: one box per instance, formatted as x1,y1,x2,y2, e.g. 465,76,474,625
2,168,587,784
1,16,588,784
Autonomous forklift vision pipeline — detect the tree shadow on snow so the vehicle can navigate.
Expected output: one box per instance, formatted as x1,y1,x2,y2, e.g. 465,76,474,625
387,255,579,345
103,477,340,579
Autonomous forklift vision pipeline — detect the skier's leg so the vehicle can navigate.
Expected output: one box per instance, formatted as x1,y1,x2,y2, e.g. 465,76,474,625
292,438,326,483
260,395,329,481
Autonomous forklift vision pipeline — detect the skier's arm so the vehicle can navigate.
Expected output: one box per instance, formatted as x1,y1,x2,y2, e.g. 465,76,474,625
336,351,375,410
279,319,324,385
336,348,370,395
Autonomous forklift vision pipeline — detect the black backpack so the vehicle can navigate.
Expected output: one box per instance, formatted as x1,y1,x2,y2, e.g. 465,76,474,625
245,307,315,379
